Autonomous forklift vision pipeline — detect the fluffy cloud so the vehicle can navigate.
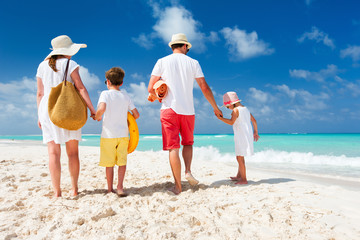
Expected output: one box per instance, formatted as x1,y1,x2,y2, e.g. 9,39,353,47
289,64,339,83
0,77,38,131
298,26,335,49
273,84,329,111
133,3,219,52
340,45,360,62
221,26,274,60
125,82,151,107
79,66,101,91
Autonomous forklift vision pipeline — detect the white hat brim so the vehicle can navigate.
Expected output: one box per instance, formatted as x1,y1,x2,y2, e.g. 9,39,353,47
168,40,192,49
45,43,87,60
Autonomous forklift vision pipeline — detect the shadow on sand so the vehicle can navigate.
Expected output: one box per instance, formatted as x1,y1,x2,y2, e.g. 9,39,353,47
209,178,296,188
74,178,295,199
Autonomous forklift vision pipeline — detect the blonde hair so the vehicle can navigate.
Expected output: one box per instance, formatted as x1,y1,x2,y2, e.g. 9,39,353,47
48,55,65,72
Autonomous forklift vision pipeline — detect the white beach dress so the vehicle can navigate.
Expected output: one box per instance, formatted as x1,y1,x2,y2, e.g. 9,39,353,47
233,106,254,156
36,58,82,144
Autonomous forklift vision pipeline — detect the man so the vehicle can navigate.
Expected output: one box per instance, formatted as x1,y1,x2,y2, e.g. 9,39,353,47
148,33,222,194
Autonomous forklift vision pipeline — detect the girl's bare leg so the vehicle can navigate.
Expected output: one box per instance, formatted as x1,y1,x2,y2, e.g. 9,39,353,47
235,156,248,184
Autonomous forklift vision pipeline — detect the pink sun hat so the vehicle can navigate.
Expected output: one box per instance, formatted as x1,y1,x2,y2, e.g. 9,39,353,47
223,92,241,107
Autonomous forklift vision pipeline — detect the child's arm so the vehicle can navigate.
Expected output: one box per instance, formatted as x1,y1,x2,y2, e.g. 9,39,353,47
130,108,140,119
250,113,260,142
217,108,239,125
95,102,106,121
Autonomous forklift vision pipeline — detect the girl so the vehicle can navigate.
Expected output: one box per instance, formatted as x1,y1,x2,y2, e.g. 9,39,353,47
217,92,259,184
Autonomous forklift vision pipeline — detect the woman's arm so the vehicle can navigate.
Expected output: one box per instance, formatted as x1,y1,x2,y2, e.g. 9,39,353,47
36,77,44,128
71,67,96,117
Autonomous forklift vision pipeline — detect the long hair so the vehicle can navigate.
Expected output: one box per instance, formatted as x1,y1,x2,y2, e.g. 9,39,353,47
48,55,65,72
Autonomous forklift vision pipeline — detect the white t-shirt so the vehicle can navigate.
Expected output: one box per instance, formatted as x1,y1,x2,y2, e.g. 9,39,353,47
151,53,204,115
97,90,136,138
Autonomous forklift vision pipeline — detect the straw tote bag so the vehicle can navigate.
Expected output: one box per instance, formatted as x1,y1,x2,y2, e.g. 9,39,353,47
48,59,88,130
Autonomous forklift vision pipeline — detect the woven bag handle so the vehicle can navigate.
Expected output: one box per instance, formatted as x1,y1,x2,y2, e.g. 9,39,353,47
63,59,70,86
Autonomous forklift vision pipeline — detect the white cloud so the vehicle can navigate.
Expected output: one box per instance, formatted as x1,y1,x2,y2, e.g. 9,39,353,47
79,66,101,91
0,77,38,125
298,26,335,49
125,82,151,106
340,45,360,62
289,64,339,83
130,73,146,81
274,84,329,111
133,3,218,52
221,26,274,60
132,33,155,50
248,87,274,103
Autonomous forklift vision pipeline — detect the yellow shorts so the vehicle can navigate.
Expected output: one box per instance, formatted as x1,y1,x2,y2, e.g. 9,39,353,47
99,137,129,167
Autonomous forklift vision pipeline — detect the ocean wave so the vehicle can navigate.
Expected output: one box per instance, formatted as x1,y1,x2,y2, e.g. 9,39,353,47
190,146,360,168
142,136,162,139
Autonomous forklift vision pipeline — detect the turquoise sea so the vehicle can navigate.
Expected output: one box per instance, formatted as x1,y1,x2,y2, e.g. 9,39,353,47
1,134,360,179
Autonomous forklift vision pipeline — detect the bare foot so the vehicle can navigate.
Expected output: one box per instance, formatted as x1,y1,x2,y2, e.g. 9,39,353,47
230,176,240,181
168,187,181,195
235,180,248,185
71,188,78,197
185,172,199,186
53,191,62,198
107,189,117,194
116,188,128,197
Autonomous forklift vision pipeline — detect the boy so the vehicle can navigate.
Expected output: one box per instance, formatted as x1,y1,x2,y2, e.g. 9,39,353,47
95,67,140,196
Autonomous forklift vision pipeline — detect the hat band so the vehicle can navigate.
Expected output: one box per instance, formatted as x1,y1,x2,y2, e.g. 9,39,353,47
224,99,239,105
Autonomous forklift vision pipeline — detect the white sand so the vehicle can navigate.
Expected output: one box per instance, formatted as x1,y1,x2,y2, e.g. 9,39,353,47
1,142,360,239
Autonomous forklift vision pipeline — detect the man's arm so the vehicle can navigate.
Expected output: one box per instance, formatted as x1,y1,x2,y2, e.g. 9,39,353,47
195,77,222,117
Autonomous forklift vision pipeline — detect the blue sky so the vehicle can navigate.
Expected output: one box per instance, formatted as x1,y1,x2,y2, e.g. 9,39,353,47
1,0,360,135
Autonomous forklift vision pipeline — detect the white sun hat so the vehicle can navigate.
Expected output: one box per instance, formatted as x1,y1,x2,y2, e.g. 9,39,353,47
45,35,87,60
168,33,192,49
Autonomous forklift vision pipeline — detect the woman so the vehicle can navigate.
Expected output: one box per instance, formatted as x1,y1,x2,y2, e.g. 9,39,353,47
36,35,96,197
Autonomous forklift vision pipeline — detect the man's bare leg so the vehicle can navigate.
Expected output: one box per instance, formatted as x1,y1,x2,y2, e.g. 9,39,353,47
169,148,182,194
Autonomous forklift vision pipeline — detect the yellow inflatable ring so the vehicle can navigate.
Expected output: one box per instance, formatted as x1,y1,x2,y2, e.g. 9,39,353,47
127,112,139,153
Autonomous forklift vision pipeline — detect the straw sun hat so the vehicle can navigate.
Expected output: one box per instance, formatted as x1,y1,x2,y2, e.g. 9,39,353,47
168,33,192,49
223,92,241,107
45,35,87,60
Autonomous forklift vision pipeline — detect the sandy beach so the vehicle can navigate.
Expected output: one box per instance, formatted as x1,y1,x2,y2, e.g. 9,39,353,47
0,142,359,240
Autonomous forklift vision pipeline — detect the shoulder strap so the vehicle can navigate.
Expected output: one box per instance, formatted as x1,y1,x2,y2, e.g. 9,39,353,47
63,59,70,86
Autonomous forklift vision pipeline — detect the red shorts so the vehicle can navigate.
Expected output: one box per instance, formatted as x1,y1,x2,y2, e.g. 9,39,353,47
160,108,195,150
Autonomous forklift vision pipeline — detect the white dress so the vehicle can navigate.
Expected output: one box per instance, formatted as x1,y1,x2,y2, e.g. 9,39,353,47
36,58,82,144
233,106,254,156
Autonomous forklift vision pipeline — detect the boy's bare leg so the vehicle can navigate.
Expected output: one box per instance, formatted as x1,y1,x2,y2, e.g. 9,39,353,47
65,140,80,196
117,165,126,195
106,167,115,193
169,148,181,194
235,156,248,184
48,141,62,197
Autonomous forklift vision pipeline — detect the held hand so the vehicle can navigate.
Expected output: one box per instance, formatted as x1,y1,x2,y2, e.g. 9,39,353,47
214,108,223,118
38,120,42,129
